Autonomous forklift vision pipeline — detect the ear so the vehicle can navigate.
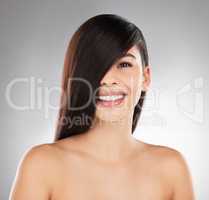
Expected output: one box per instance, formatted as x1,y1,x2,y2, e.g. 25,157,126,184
142,65,151,91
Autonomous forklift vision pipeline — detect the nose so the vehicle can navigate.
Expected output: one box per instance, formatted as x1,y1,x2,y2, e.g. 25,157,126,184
100,66,120,86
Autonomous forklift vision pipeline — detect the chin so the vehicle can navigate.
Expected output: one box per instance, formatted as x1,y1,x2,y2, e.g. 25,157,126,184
95,110,128,124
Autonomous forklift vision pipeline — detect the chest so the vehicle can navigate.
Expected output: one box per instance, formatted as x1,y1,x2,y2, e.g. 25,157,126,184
51,158,171,200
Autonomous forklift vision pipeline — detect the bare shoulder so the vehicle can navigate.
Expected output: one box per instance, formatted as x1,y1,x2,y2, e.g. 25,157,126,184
140,141,188,165
19,143,59,165
23,143,54,156
22,139,76,160
142,142,192,176
141,142,195,199
10,143,58,200
20,142,69,170
15,143,60,182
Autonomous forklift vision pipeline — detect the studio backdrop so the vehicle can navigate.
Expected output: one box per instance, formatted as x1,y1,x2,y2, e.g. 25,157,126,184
0,0,209,199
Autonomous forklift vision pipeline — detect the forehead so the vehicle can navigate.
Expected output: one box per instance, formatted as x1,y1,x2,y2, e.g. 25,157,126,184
126,45,140,58
121,45,142,64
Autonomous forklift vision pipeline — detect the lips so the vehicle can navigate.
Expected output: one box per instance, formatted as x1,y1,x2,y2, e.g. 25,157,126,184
97,95,126,107
98,88,127,96
95,88,127,102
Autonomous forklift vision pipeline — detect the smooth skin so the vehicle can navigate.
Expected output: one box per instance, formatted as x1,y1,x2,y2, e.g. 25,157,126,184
10,45,195,200
9,140,195,200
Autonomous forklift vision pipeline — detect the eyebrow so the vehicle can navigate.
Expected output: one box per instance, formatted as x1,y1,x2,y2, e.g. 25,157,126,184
121,53,136,59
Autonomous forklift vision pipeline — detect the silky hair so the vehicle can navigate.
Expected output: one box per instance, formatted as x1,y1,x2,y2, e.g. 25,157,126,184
54,14,149,141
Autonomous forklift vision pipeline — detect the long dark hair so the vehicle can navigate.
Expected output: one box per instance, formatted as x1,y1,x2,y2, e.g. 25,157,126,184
54,14,149,141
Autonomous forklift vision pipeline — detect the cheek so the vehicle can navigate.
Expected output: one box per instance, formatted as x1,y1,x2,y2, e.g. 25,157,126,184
126,72,143,106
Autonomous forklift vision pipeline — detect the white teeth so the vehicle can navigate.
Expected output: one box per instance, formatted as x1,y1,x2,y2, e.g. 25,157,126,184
98,95,124,101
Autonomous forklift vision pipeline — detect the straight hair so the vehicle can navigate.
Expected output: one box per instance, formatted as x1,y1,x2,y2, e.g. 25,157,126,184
54,14,149,141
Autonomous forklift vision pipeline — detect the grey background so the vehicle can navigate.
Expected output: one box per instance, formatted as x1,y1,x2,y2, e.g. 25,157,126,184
1,0,209,199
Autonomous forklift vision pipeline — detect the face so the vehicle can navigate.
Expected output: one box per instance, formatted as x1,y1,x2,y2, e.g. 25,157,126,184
94,45,151,123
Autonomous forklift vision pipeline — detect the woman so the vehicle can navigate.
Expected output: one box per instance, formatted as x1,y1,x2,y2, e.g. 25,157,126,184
10,14,195,200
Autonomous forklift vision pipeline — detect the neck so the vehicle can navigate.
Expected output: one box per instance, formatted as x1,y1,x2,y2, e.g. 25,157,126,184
80,113,139,163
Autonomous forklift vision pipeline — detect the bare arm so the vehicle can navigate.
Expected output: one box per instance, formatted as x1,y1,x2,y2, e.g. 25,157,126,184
168,150,195,200
9,144,53,200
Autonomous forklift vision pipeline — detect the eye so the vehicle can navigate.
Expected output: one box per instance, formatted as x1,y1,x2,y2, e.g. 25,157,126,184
118,62,133,68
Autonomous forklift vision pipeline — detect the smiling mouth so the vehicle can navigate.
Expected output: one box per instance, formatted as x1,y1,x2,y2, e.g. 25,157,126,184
95,87,128,104
95,94,127,107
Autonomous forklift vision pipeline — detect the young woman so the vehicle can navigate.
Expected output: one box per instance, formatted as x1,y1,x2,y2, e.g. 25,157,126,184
10,14,195,200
